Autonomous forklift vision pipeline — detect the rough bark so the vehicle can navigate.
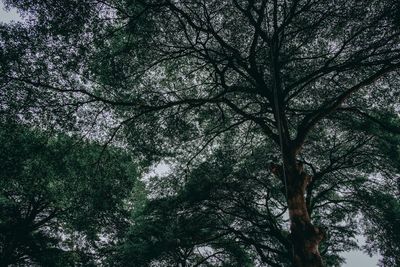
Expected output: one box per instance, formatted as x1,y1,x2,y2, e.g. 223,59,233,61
271,160,325,267
287,163,324,267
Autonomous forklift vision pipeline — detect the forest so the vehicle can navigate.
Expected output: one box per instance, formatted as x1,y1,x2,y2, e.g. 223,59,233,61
1,0,400,266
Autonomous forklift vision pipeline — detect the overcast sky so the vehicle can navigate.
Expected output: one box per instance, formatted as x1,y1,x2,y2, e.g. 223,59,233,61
0,2,20,23
0,2,380,266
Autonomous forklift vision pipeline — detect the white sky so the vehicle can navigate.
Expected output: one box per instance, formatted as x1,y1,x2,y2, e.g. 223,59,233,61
343,250,379,267
0,1,380,266
0,2,21,23
342,235,379,266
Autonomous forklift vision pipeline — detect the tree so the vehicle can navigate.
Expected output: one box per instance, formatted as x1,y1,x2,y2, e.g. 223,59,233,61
360,189,400,267
113,135,359,266
2,0,400,266
353,113,400,266
0,121,138,266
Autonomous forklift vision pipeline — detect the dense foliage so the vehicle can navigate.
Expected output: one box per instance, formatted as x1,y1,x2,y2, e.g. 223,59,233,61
1,0,400,266
0,121,138,266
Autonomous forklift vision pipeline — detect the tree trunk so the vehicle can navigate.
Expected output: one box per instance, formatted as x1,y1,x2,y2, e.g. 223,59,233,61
286,165,324,267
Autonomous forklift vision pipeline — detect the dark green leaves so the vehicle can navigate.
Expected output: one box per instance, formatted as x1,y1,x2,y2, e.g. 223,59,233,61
0,121,138,265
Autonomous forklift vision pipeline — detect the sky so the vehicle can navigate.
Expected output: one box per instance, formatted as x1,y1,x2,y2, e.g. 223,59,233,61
343,250,379,267
0,2,380,266
342,235,379,267
0,2,21,23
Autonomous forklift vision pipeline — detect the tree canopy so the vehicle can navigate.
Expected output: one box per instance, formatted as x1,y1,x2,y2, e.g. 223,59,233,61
0,121,139,266
1,0,400,266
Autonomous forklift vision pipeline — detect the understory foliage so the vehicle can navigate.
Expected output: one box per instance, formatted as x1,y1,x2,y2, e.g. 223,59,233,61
1,0,400,266
0,121,138,266
355,114,400,266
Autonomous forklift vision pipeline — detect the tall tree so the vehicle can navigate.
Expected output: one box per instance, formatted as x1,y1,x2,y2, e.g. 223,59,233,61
0,121,138,266
113,137,359,266
2,0,400,266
